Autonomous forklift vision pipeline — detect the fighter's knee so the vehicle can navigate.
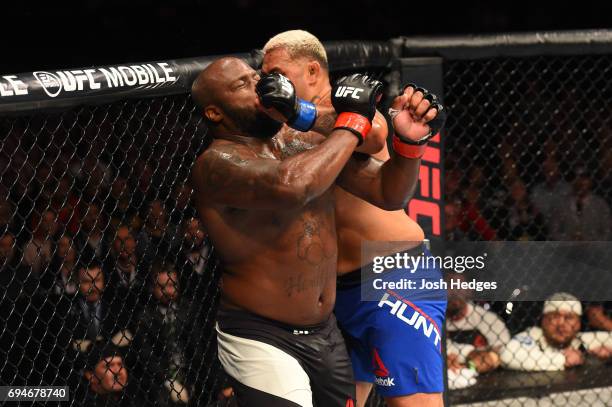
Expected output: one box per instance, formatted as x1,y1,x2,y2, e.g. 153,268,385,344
384,392,443,407
355,381,373,407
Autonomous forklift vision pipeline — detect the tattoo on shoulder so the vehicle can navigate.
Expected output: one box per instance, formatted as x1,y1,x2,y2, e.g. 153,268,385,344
197,144,254,191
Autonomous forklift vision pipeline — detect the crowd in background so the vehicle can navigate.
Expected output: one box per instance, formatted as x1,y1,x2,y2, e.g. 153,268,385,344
0,72,612,404
0,114,218,406
444,141,612,242
443,134,612,389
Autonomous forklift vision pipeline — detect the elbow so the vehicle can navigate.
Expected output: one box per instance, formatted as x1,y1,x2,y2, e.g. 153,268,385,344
276,169,314,208
378,200,408,211
380,186,417,211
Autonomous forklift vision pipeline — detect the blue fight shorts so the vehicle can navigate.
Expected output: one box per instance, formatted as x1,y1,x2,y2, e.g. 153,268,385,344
334,243,447,397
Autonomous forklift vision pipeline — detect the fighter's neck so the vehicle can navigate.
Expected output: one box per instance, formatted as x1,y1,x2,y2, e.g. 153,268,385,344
310,83,332,107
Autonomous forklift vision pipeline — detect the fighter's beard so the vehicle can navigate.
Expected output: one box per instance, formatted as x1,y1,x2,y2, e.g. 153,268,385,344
227,106,283,139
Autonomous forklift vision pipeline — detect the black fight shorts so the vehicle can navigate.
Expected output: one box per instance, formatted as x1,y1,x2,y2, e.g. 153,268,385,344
216,307,355,407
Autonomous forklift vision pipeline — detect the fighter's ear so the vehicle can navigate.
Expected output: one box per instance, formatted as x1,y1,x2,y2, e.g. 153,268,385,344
306,60,321,84
204,105,223,124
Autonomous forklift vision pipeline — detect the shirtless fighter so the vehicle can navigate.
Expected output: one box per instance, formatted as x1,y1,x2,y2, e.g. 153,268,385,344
190,57,440,406
262,31,447,407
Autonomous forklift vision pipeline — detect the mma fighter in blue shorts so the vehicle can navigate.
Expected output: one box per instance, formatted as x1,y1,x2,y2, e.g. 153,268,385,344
262,30,447,407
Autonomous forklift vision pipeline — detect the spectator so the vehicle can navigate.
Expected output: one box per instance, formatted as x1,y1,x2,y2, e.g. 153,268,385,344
75,201,109,260
168,184,195,227
73,345,136,407
530,156,571,228
446,274,510,374
61,259,133,353
130,161,155,214
501,292,612,371
549,167,611,240
50,175,81,236
22,209,58,275
105,176,141,230
50,233,79,298
459,166,498,240
137,200,179,264
33,162,54,204
586,303,612,331
70,144,113,200
180,217,210,276
504,179,546,240
0,231,25,301
133,261,203,405
0,231,16,270
106,225,142,295
445,167,463,203
445,201,467,241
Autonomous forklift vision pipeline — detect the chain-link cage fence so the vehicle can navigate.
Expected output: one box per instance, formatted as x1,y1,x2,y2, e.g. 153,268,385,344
1,34,611,407
0,46,398,406
0,94,229,405
437,44,612,405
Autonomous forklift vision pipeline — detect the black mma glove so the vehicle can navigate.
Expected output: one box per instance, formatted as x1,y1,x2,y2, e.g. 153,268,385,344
255,73,317,132
331,74,383,145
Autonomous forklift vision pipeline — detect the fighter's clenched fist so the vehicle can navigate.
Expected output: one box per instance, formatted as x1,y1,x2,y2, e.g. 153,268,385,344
390,84,447,158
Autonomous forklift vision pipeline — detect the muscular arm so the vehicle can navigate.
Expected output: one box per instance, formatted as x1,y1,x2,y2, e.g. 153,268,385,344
191,129,359,210
311,108,387,155
336,150,421,211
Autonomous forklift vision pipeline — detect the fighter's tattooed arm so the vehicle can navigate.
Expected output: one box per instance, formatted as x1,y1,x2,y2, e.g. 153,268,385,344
335,150,421,211
191,129,359,210
309,105,337,135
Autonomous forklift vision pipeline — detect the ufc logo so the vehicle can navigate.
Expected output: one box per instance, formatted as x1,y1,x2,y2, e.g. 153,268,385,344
278,75,293,94
335,86,364,99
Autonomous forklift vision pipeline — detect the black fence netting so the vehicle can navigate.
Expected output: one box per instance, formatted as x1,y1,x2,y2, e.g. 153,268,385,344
439,51,612,405
1,34,612,407
0,95,225,406
0,43,397,406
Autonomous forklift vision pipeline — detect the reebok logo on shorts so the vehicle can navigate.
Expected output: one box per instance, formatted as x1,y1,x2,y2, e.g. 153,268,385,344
374,377,396,386
372,348,396,387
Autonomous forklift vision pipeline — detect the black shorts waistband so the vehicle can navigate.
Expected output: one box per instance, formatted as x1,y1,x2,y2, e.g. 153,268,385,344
337,242,427,290
217,306,332,335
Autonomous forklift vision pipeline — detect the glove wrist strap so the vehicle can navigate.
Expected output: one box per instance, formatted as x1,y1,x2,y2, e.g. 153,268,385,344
333,112,371,145
288,99,317,132
393,134,427,159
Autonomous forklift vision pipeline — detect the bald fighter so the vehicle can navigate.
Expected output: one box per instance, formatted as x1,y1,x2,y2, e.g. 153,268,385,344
190,57,440,407
262,31,447,407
